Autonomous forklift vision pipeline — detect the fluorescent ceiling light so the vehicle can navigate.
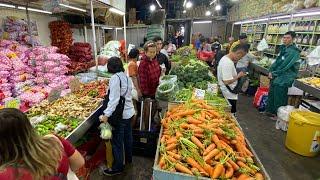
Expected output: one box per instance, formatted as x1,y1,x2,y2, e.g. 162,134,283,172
234,21,242,25
150,4,156,12
183,0,187,7
116,28,123,30
205,11,211,16
270,15,291,20
183,10,186,13
155,0,162,8
18,6,52,14
102,27,113,30
59,3,86,12
186,1,192,9
210,0,216,5
253,18,268,22
215,4,221,11
293,11,320,17
0,3,15,8
193,20,212,24
109,7,125,15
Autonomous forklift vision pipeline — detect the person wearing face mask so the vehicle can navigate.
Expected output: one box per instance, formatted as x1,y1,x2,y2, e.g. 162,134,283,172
217,44,249,116
138,41,161,99
265,31,300,119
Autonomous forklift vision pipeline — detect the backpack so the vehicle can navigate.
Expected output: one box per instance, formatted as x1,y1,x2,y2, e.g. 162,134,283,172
226,76,249,94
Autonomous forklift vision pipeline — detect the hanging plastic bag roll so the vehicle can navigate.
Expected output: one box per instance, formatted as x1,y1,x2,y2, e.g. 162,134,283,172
257,38,269,51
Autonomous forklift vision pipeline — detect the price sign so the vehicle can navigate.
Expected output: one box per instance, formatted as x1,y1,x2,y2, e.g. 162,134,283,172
48,88,61,103
5,98,21,109
69,78,81,93
193,88,206,100
207,83,218,94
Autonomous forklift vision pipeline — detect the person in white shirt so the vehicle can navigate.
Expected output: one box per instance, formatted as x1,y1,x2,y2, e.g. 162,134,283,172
217,44,248,115
100,57,135,176
160,41,169,59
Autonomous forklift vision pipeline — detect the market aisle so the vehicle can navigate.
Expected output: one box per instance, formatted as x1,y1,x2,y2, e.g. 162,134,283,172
89,156,154,180
237,95,320,180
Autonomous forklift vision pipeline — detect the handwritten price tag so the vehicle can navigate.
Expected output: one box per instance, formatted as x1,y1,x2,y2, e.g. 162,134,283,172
207,83,218,94
5,98,21,109
193,88,206,100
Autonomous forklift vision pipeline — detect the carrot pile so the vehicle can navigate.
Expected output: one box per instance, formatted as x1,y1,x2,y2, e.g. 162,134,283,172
158,99,264,180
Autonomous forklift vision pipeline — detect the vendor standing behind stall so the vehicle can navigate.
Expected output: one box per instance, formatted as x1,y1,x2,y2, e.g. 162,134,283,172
265,31,300,118
138,41,161,99
100,57,135,176
154,36,171,75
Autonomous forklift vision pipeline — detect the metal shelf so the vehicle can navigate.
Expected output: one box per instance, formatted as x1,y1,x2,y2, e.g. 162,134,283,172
66,105,103,144
294,80,320,99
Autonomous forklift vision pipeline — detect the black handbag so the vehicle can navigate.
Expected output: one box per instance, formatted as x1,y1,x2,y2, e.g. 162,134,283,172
103,74,128,127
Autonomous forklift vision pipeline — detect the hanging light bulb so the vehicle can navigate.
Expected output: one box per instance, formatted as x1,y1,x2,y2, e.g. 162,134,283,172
183,10,186,14
150,4,156,12
205,10,211,16
215,4,221,11
186,1,192,9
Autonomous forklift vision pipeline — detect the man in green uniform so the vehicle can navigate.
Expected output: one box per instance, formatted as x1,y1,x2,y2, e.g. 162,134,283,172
265,31,300,118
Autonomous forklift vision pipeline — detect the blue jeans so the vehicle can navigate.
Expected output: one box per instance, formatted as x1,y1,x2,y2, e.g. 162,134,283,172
111,117,133,171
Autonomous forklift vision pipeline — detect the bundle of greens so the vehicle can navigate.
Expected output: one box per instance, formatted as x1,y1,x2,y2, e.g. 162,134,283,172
170,59,212,89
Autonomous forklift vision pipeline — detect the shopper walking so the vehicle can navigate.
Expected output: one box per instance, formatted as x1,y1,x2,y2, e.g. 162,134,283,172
265,31,300,118
138,41,161,99
100,57,135,176
226,36,235,54
217,44,248,115
0,108,85,180
154,36,171,75
127,48,142,127
211,36,222,53
198,36,214,67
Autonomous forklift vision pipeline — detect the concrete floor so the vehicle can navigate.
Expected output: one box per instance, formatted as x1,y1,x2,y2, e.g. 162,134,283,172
90,95,320,180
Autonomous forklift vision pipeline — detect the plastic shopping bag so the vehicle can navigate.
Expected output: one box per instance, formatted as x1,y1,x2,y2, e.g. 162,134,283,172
253,87,269,108
105,140,114,169
257,38,269,51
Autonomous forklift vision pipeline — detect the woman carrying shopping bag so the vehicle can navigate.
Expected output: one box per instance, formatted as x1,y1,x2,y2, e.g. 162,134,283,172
100,57,135,176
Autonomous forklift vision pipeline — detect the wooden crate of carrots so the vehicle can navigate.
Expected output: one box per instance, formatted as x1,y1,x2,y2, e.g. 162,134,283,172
154,99,268,180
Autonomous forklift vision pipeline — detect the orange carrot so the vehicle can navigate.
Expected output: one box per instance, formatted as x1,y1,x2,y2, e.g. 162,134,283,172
180,123,190,129
176,131,183,139
159,156,165,168
221,166,226,178
231,140,237,144
167,137,177,144
172,149,177,153
228,159,239,171
211,163,224,178
244,147,254,157
203,163,214,176
236,156,247,163
255,173,264,180
204,149,220,162
212,128,224,135
225,166,234,178
185,157,209,176
175,163,193,175
166,143,177,151
201,111,206,119
203,143,216,156
214,151,225,160
237,174,253,180
237,161,255,174
167,155,177,163
212,134,222,148
194,133,204,139
160,136,166,144
187,117,202,124
167,151,181,160
173,110,197,118
193,128,204,134
191,136,205,150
